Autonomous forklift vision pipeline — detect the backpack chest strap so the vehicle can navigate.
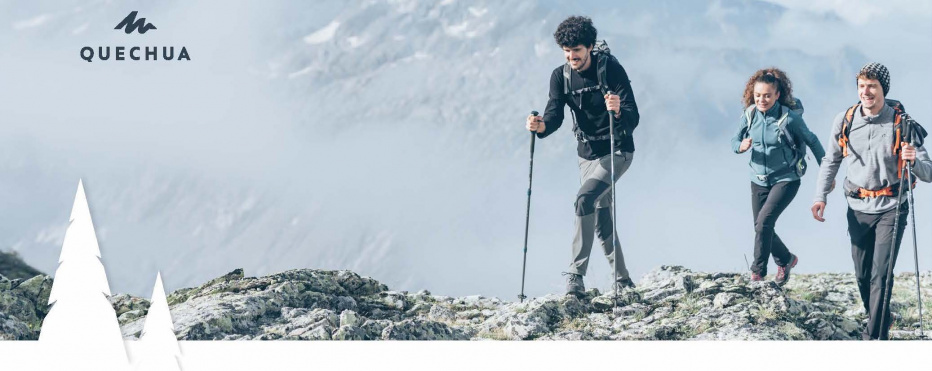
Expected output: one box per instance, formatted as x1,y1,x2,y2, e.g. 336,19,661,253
568,85,605,96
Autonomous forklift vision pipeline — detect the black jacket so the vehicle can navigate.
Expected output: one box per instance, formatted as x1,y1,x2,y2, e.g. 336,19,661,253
539,55,639,160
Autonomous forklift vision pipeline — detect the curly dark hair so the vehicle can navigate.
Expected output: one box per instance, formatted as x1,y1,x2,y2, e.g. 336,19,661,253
741,67,796,109
554,16,597,48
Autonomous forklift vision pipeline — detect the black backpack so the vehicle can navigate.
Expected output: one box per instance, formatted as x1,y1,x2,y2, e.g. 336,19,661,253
562,40,621,143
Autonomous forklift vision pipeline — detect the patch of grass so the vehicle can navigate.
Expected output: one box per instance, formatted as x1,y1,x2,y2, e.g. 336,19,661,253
891,287,917,304
557,317,589,332
632,308,648,322
751,306,780,325
476,328,510,340
672,294,704,318
777,322,808,340
790,290,827,303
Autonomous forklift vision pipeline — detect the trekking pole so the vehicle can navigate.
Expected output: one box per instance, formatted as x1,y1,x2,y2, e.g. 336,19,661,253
518,110,539,303
607,92,618,308
905,163,924,339
903,114,924,338
881,168,907,339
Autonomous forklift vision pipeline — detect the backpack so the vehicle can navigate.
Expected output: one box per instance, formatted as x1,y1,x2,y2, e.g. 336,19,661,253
562,40,621,143
744,98,808,177
837,99,919,180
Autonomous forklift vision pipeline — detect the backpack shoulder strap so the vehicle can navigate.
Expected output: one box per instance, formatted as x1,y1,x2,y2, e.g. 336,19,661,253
563,63,571,96
885,99,907,148
777,106,796,147
596,53,610,94
887,100,908,178
562,63,582,137
776,106,790,126
838,103,859,157
843,103,858,127
744,105,755,132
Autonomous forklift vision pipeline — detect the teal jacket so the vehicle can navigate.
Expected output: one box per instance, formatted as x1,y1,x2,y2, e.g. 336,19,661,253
731,101,825,186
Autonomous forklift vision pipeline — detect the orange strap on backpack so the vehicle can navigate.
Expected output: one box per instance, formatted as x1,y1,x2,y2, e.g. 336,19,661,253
858,187,895,199
838,104,858,157
852,181,915,199
838,102,908,179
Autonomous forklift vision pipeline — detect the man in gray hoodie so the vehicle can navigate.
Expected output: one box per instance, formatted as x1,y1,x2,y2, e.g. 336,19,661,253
812,63,932,340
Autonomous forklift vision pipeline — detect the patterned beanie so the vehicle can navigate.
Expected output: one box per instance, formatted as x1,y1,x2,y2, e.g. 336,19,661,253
858,62,890,96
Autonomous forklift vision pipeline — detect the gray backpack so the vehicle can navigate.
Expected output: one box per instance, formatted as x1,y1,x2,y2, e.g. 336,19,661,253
743,98,807,177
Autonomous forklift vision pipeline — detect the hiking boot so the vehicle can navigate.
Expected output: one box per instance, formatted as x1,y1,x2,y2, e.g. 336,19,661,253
750,272,763,282
564,273,585,296
611,278,636,293
775,254,798,285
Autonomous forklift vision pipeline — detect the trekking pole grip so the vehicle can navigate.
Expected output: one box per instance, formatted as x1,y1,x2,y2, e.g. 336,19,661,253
606,91,616,115
530,110,540,132
529,111,539,155
528,111,538,192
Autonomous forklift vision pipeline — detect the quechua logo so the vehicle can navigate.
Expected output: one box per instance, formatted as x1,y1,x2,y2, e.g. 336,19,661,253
80,11,190,63
114,11,157,34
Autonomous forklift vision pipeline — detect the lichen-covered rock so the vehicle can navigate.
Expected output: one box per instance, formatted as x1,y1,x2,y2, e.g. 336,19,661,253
0,274,53,340
119,267,932,340
332,324,367,340
119,268,390,340
0,310,33,340
110,293,150,320
427,304,455,323
381,318,470,340
6,265,931,341
339,310,359,327
259,307,339,340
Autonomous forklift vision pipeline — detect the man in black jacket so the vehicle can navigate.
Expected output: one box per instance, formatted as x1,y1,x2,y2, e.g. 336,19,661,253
525,16,640,296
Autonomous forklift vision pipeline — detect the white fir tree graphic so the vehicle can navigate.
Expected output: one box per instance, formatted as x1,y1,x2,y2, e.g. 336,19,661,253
133,272,183,371
39,180,129,370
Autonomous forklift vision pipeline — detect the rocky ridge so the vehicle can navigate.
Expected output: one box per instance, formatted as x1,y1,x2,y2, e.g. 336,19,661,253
3,265,931,340
115,266,932,340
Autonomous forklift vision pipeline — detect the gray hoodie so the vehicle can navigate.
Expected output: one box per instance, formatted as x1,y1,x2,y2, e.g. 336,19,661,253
814,103,932,213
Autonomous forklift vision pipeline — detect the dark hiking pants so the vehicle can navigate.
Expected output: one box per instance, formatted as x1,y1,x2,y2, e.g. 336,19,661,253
847,204,908,340
750,180,799,276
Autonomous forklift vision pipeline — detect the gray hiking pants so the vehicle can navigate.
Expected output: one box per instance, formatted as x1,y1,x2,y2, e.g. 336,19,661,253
568,151,633,280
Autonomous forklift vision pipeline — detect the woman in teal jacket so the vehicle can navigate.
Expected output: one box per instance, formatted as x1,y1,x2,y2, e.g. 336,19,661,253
731,68,825,284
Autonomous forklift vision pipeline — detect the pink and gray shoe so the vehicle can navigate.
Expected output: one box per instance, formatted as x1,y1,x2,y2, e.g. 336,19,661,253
775,254,798,286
